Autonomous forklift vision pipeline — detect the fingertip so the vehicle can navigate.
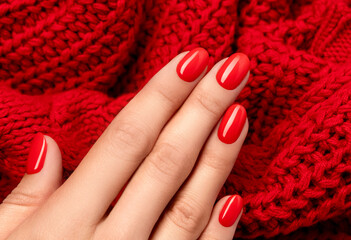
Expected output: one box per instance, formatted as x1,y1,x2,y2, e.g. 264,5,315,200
176,48,209,82
21,134,63,192
0,134,63,239
218,195,243,227
199,195,244,240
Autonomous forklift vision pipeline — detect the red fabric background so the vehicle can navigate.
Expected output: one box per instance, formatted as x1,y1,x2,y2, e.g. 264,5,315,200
1,0,351,238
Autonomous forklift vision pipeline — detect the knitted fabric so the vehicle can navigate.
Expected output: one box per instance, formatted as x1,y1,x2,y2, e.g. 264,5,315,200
0,0,351,239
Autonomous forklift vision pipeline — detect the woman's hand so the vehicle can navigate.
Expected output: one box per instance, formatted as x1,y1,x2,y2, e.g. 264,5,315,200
0,48,250,240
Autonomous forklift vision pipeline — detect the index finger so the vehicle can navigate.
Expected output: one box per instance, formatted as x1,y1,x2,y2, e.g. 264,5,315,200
46,48,209,224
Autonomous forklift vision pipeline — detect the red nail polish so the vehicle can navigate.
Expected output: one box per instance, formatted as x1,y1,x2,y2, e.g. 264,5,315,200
26,133,47,174
176,48,209,82
219,195,243,227
216,53,250,90
218,104,246,144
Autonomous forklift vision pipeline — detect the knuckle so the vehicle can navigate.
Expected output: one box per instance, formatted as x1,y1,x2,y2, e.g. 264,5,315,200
108,121,152,156
147,142,191,182
166,196,208,234
155,85,181,107
3,188,44,208
201,151,234,173
193,89,223,117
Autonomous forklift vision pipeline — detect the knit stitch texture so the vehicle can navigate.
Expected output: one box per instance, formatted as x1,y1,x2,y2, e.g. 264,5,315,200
0,0,351,239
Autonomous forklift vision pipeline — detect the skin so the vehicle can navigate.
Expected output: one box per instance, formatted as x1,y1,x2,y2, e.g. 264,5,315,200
0,51,249,240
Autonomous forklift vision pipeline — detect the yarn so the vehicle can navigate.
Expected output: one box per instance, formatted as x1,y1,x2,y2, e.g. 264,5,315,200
0,0,350,239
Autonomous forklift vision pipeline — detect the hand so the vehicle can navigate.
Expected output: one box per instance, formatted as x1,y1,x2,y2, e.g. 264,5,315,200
0,48,250,240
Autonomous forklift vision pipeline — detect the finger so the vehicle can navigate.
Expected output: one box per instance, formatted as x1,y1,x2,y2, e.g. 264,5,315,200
151,104,248,239
98,53,250,238
199,195,243,240
0,134,62,239
47,49,209,223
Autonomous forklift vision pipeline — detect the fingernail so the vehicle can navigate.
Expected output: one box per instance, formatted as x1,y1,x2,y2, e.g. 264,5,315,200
216,53,250,90
26,133,47,174
176,48,209,82
219,195,243,227
218,104,246,144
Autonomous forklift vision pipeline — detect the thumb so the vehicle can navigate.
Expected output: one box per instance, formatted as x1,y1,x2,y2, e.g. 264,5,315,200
0,133,62,239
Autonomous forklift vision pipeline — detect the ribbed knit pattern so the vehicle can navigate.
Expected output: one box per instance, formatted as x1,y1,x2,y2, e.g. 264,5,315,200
0,0,350,239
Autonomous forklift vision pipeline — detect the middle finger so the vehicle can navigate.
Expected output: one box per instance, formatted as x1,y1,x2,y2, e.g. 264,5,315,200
98,53,250,238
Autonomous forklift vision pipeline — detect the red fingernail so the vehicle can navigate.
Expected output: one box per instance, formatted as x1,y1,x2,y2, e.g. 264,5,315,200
219,195,243,227
26,133,47,174
216,53,250,90
176,48,209,82
218,104,246,144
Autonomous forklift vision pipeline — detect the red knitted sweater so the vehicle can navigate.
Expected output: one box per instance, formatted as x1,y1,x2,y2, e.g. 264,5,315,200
1,0,351,239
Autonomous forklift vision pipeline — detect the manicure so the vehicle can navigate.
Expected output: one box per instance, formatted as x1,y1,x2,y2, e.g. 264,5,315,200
219,195,243,227
216,53,250,90
26,133,47,174
176,48,209,82
218,104,246,144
